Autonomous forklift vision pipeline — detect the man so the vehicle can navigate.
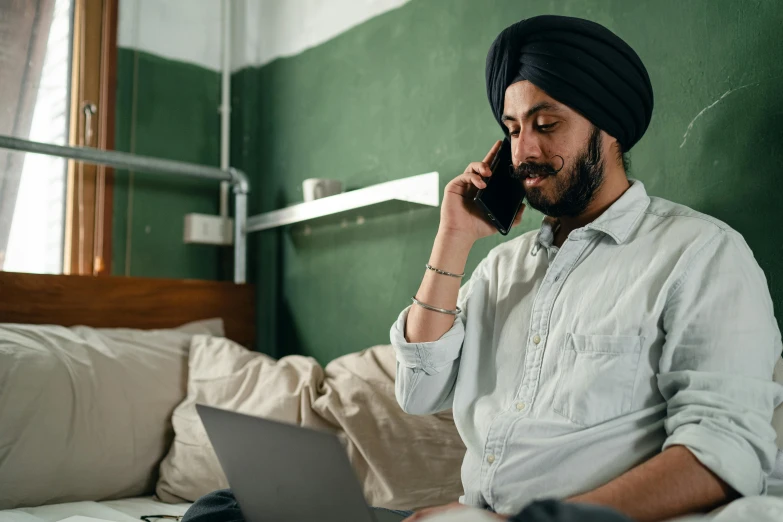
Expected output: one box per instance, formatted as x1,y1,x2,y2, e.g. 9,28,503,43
392,14,783,522
181,14,781,522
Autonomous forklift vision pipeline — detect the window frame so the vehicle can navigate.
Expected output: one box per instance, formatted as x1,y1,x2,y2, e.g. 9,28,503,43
63,0,117,275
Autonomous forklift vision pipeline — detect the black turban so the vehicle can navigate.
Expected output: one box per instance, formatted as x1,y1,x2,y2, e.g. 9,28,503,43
485,15,654,151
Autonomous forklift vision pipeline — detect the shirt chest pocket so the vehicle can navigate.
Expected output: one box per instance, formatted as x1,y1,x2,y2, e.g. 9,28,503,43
553,333,643,427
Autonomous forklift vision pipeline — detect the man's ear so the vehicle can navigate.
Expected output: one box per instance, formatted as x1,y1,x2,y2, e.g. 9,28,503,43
604,132,624,167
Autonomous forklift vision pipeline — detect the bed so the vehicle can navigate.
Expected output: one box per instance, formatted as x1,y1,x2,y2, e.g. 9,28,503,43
0,270,466,521
0,271,254,521
2,271,781,522
0,497,192,522
0,271,255,347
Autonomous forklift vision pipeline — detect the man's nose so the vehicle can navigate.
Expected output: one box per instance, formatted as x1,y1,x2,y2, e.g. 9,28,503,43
511,130,544,166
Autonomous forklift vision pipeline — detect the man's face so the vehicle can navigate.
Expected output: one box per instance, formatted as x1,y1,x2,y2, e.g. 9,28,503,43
501,80,607,218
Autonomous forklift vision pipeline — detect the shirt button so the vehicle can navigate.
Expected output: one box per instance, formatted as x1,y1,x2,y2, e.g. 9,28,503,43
533,334,541,345
487,455,496,464
554,274,560,282
516,402,526,411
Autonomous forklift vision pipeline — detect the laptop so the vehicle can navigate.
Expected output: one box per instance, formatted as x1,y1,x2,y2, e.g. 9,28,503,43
196,404,408,522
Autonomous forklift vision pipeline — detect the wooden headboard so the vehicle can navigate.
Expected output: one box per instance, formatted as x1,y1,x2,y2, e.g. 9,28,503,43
0,272,256,348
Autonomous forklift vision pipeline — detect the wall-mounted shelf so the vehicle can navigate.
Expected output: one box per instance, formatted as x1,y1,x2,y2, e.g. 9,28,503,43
246,172,440,233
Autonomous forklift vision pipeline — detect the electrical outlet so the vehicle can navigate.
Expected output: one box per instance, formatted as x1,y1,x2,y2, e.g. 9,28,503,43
184,213,233,245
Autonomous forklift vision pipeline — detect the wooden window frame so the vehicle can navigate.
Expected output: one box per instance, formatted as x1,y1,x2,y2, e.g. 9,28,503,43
63,0,117,275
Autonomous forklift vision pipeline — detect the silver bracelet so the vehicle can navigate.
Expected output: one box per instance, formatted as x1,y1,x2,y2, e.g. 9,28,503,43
425,263,465,278
411,296,462,315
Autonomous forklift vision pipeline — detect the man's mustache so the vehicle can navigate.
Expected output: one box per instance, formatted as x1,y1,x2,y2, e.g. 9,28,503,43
511,161,560,180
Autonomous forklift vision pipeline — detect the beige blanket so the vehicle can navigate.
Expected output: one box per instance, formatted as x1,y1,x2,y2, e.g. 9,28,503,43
156,336,465,510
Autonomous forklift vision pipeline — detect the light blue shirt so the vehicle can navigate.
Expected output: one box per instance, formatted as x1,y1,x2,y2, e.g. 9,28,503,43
390,178,783,514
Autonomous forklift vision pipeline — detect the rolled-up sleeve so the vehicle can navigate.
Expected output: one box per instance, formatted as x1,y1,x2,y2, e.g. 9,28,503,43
658,228,783,496
390,258,486,415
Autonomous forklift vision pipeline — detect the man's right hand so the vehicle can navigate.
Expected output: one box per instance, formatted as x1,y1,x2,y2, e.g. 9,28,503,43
439,140,525,245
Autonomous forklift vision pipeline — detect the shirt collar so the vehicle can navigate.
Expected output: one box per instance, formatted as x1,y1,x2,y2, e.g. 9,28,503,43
536,178,650,249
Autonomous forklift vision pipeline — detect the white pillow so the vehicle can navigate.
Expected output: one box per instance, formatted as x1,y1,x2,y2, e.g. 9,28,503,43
0,318,224,509
156,336,466,510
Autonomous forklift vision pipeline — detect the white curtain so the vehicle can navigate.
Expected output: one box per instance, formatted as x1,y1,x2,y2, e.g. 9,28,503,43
0,0,68,273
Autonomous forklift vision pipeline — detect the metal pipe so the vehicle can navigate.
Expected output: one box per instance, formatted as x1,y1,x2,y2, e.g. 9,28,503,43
0,134,234,182
219,0,232,220
233,191,247,284
0,133,250,283
228,167,250,194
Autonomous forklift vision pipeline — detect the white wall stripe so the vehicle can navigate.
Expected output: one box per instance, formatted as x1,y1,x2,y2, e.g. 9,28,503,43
118,0,412,72
118,0,223,70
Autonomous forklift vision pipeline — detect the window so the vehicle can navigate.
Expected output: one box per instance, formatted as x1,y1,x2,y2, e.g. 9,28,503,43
0,0,72,273
0,0,116,275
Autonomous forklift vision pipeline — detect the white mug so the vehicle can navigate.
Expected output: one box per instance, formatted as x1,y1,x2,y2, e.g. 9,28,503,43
302,178,343,202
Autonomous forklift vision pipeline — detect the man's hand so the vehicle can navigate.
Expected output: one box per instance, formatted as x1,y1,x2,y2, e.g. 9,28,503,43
439,140,525,244
403,502,508,521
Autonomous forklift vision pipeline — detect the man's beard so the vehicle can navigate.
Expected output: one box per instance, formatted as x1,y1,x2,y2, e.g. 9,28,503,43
512,126,605,218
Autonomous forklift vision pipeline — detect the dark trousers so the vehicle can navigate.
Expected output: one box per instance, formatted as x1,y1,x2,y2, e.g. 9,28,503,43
181,488,633,522
180,489,413,521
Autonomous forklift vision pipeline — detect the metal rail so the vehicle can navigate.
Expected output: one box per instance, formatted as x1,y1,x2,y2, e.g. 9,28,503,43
0,134,248,283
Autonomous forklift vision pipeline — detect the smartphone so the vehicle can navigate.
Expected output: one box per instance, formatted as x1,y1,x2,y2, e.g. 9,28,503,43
473,138,526,235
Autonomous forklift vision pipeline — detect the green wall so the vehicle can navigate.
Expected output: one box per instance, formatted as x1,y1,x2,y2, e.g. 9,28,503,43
113,49,230,280
233,0,783,362
114,0,783,362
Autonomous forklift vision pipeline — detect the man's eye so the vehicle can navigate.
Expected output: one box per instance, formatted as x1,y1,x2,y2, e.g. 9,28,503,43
537,123,557,133
509,130,520,137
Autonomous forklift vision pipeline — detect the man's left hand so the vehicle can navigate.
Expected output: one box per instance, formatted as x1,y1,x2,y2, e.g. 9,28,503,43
403,502,508,521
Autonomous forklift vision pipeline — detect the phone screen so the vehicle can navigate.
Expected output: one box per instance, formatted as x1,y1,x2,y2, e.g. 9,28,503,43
473,139,526,235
